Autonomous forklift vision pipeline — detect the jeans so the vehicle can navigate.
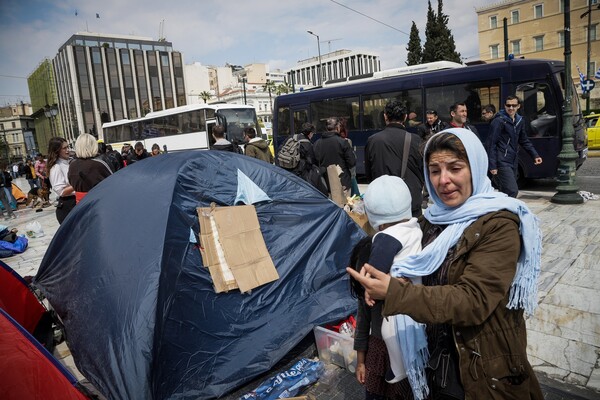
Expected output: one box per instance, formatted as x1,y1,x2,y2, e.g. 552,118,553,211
495,166,519,198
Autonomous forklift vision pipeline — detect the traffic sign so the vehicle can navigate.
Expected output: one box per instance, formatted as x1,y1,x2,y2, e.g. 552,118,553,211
582,79,595,92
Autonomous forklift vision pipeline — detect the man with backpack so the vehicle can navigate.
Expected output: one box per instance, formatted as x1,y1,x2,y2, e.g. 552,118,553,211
277,123,327,195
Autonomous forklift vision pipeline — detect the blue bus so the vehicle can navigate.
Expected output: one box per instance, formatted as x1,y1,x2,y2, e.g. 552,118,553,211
273,59,587,181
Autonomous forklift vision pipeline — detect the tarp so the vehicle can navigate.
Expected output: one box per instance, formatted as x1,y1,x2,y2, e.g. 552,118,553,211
34,151,364,399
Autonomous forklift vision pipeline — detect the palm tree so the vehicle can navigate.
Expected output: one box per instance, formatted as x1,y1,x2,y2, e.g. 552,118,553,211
275,83,293,96
262,80,276,111
199,91,212,104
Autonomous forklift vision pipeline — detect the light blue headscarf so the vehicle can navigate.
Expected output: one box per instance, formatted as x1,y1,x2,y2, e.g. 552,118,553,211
388,128,542,400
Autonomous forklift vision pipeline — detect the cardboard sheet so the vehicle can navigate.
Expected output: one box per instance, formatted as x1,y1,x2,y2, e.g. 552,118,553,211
198,204,279,293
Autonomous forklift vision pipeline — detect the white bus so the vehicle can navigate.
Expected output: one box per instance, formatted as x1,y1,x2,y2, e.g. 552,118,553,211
101,103,260,152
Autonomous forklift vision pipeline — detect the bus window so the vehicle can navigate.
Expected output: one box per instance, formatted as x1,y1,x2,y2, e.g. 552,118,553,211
293,109,309,134
516,82,558,138
425,81,499,124
277,106,290,137
181,110,205,134
310,97,359,133
362,89,422,130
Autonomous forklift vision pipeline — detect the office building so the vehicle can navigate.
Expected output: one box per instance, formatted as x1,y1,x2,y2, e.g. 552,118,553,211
32,32,186,145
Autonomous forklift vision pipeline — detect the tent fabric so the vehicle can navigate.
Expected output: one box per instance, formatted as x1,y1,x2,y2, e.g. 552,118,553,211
0,260,45,333
34,151,365,399
0,308,88,400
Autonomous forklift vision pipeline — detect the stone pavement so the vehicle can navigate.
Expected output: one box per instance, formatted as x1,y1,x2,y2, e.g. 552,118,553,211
6,176,600,399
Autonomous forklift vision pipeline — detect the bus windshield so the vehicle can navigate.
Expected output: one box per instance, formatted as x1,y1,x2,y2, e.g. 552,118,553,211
216,108,259,144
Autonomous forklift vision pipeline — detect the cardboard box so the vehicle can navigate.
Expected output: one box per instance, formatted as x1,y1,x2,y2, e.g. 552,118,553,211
326,165,346,207
313,326,357,373
198,203,279,293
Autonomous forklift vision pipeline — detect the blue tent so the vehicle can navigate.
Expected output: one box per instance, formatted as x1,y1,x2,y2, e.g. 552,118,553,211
34,151,364,399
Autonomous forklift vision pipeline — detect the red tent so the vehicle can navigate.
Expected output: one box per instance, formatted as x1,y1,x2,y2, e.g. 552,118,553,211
0,261,89,399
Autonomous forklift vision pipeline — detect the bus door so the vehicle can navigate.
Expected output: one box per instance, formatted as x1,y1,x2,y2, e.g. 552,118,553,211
515,82,559,179
291,106,310,137
207,119,217,147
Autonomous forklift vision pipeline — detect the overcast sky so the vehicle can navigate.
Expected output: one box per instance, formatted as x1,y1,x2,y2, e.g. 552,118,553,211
0,0,498,106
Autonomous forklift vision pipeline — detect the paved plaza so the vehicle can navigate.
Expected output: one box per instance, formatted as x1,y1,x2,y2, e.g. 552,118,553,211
5,177,600,399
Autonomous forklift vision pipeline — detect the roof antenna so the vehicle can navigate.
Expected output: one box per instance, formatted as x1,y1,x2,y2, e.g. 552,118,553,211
158,19,165,41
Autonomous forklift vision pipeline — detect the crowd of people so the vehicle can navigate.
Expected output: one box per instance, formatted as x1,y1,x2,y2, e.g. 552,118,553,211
8,95,545,399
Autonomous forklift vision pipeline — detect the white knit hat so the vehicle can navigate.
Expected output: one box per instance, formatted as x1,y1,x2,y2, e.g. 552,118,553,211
364,175,412,231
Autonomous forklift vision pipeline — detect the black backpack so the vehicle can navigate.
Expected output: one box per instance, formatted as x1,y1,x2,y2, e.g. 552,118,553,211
277,134,309,169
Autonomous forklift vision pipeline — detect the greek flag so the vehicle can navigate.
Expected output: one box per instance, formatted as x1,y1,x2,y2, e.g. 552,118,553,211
595,67,600,80
577,65,587,93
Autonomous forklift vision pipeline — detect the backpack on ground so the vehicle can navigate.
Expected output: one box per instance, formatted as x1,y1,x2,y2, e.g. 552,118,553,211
277,134,309,170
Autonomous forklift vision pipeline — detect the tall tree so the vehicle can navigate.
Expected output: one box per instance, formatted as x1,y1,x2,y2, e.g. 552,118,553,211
436,0,461,62
275,83,293,96
406,21,422,66
422,1,438,63
422,0,461,63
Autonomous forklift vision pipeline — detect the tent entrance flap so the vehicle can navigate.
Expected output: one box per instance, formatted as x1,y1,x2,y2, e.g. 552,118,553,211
198,203,279,293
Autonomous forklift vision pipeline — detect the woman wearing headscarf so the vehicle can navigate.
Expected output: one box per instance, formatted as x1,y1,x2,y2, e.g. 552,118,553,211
348,128,544,400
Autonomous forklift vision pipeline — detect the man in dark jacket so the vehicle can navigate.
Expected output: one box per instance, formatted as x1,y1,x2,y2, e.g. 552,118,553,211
292,123,328,195
416,109,449,143
210,125,242,153
365,100,424,217
313,117,356,192
487,95,543,197
449,101,479,137
127,142,149,165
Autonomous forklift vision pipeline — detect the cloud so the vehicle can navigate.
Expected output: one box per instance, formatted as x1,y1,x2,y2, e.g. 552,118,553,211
0,0,492,105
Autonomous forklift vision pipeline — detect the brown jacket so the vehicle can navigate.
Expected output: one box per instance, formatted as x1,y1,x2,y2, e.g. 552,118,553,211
383,211,543,400
244,139,274,164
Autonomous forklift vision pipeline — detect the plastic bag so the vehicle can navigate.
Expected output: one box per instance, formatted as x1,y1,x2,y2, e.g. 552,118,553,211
240,358,324,399
25,221,45,238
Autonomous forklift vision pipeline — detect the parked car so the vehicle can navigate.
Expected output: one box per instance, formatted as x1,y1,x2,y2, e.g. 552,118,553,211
584,113,600,149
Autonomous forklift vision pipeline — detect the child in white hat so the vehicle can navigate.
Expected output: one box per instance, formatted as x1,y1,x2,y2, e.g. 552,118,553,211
352,175,422,395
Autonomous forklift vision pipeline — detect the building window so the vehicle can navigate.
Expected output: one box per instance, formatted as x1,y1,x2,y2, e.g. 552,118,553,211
11,122,15,128
534,4,543,19
589,61,597,77
511,40,521,55
511,10,519,24
591,0,599,5
534,36,544,51
490,44,500,59
490,15,498,29
0,124,3,130
586,24,598,41
558,31,565,47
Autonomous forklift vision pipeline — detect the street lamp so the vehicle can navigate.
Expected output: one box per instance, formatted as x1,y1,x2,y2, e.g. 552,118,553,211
44,104,58,136
580,3,600,114
307,30,323,86
551,0,583,204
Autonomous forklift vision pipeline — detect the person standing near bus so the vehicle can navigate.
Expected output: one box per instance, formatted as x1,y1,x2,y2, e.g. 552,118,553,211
365,100,424,217
417,109,448,143
210,125,242,153
243,127,273,163
481,104,496,122
449,102,479,137
314,117,356,197
488,95,543,198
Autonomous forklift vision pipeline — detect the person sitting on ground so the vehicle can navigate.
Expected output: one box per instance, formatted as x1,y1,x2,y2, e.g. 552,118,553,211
348,128,544,400
210,125,242,153
351,175,422,398
68,133,113,204
243,127,273,163
127,142,149,165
